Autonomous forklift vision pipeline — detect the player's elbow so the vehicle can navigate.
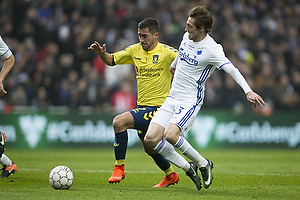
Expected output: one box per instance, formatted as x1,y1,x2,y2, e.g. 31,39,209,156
6,54,15,66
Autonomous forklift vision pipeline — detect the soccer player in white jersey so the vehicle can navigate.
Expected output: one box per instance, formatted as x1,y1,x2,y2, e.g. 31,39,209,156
0,35,18,177
144,5,265,190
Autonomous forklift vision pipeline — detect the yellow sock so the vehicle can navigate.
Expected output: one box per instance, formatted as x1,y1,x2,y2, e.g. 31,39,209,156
115,159,125,166
164,166,175,176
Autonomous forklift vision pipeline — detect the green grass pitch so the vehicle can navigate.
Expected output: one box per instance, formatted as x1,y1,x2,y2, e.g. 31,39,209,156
0,147,299,200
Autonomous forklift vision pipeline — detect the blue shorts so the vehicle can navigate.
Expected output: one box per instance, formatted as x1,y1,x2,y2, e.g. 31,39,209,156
129,106,160,139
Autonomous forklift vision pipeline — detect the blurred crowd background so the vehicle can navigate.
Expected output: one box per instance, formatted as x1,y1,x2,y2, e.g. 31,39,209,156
0,0,299,115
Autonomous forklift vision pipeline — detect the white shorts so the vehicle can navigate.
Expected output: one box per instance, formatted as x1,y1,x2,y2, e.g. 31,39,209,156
152,96,201,137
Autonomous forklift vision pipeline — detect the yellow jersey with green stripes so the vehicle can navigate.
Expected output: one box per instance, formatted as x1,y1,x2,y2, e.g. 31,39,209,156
112,42,178,106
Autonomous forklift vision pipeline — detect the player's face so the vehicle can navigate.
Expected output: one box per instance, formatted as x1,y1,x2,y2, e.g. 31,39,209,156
185,17,202,42
138,28,158,51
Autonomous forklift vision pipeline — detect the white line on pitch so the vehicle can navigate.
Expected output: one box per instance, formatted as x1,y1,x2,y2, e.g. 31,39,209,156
20,168,300,176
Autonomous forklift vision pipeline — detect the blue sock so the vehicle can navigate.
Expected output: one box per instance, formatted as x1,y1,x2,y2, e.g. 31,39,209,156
150,153,171,171
114,130,128,160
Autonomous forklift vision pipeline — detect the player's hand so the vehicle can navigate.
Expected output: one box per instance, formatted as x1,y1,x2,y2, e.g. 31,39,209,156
87,41,106,55
246,91,265,108
0,84,7,97
169,66,176,75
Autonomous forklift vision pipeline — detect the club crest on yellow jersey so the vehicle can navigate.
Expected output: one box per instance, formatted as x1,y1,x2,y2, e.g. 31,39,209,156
153,55,159,64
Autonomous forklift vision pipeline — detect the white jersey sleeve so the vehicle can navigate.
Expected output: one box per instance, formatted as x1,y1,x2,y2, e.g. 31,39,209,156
170,54,179,69
0,36,12,60
206,37,252,94
221,63,252,94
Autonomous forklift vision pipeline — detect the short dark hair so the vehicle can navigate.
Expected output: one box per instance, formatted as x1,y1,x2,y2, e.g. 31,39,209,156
138,17,160,34
189,5,213,33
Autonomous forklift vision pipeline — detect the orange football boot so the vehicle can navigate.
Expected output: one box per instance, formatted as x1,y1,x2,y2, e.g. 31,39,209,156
153,172,179,188
0,163,18,178
108,164,125,183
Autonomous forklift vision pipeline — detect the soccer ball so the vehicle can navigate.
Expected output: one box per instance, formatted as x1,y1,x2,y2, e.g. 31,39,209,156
49,166,74,189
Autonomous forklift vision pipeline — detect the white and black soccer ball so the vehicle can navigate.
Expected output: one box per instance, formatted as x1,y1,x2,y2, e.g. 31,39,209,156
49,166,74,189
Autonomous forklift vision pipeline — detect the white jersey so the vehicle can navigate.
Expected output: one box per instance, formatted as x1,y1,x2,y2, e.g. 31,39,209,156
170,32,251,106
152,32,252,135
0,36,12,60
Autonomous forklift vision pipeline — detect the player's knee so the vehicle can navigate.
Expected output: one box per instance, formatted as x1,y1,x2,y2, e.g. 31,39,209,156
144,133,158,148
112,115,125,132
141,139,156,154
164,130,178,145
144,133,151,144
112,112,135,133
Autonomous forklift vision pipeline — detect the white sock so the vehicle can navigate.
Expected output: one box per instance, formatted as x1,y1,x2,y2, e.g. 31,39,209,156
174,136,208,167
154,139,190,172
0,154,13,166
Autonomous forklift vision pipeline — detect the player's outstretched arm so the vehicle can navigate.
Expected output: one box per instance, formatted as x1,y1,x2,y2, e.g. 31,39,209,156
246,91,265,108
0,83,6,97
221,64,265,108
0,54,15,97
87,41,114,66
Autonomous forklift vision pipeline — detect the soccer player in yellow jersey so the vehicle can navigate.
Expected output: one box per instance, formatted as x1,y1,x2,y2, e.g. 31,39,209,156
88,18,179,188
